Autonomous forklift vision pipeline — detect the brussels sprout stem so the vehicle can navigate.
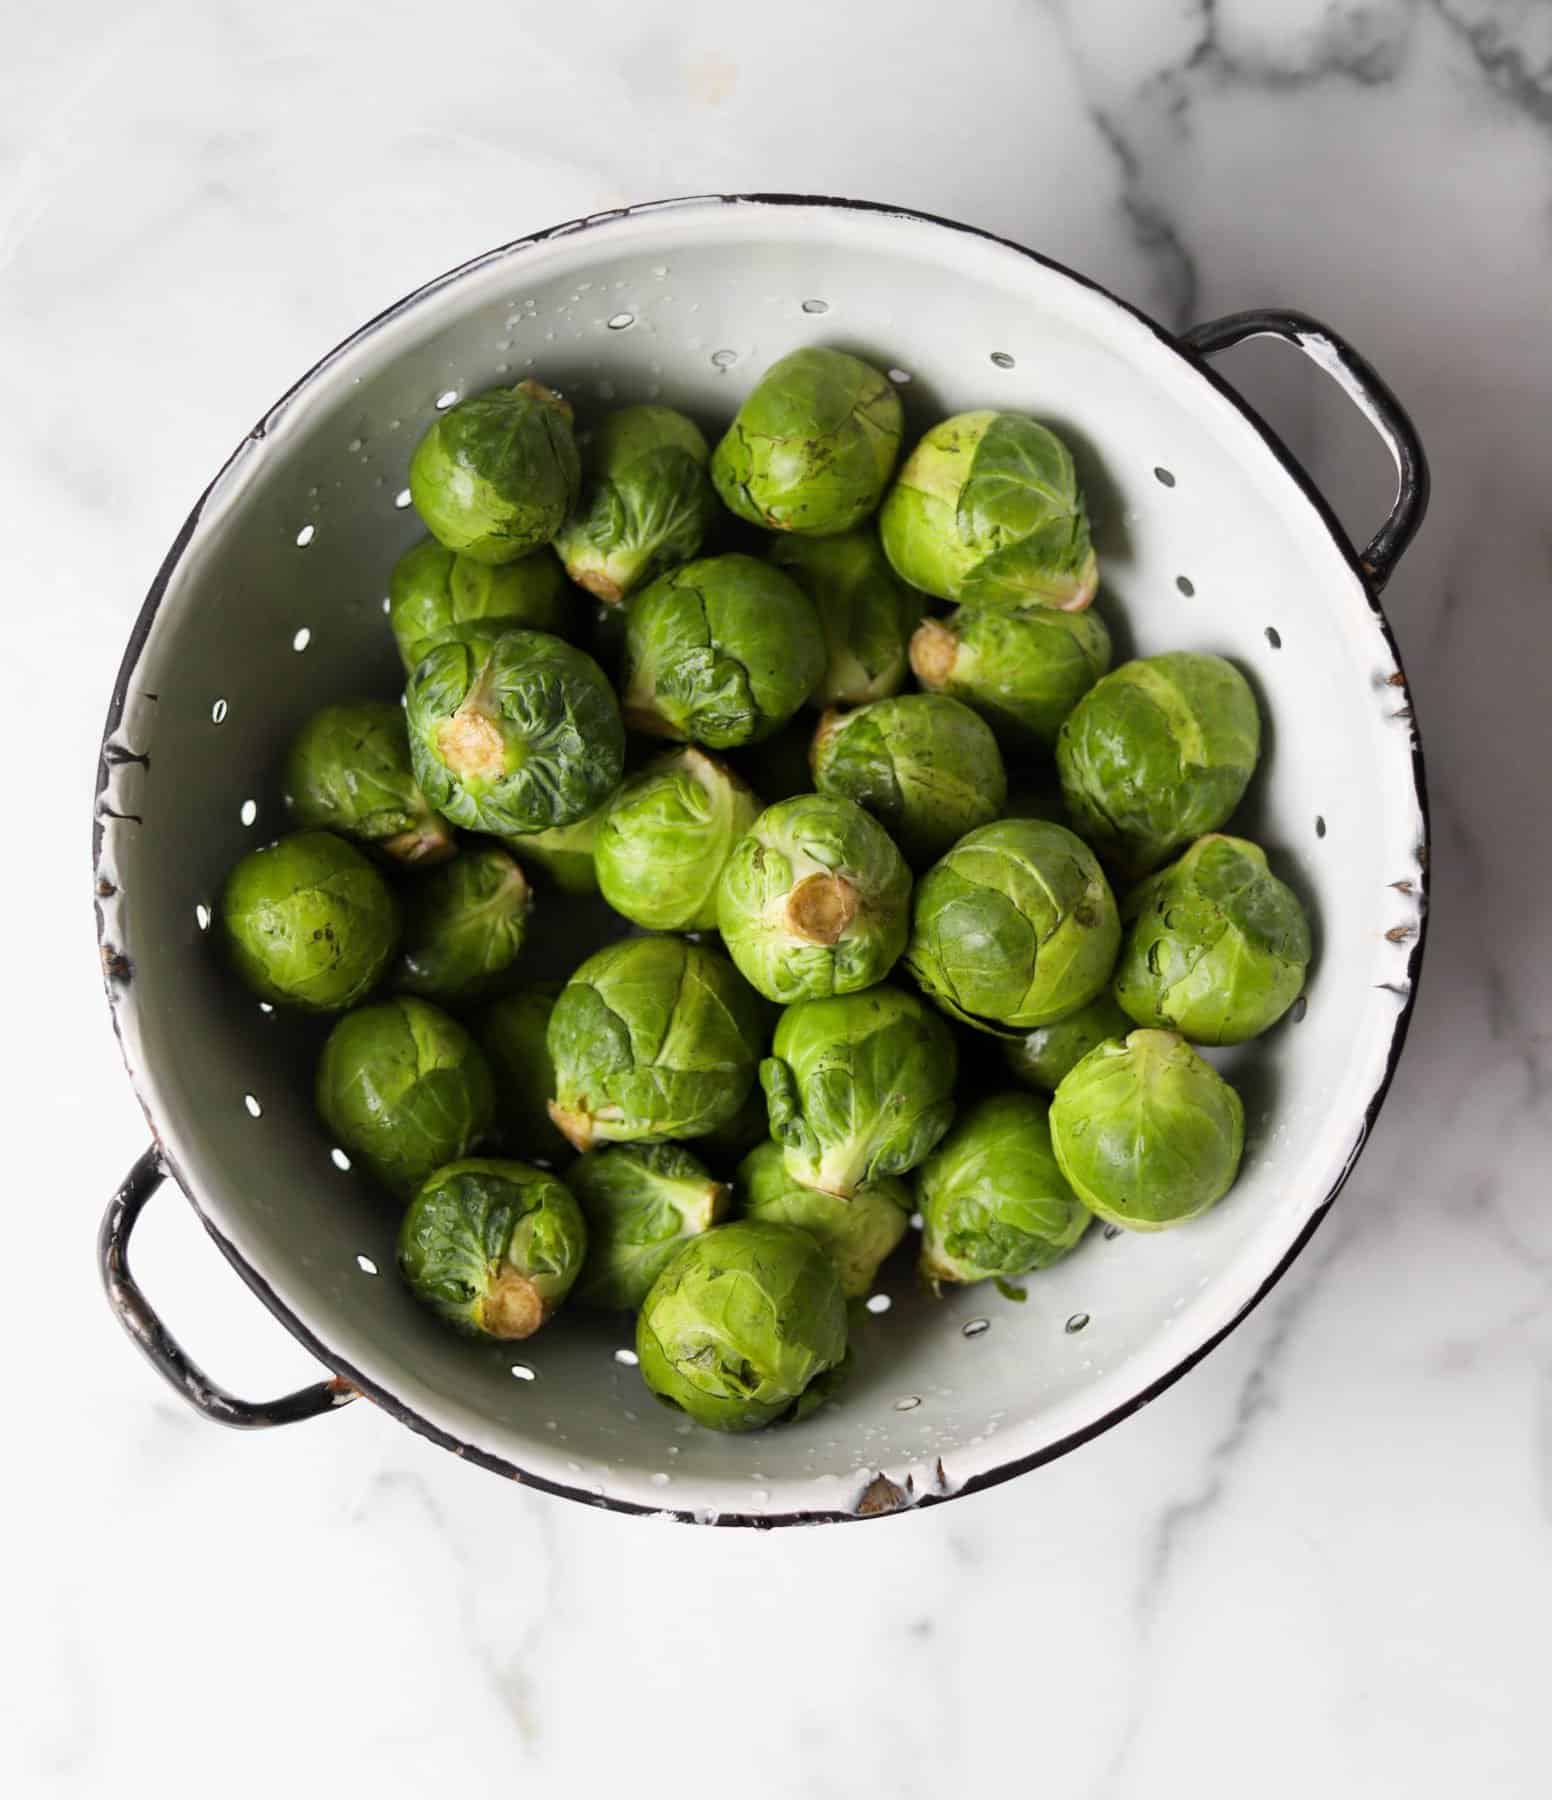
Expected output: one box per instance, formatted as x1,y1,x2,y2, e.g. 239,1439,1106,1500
383,813,459,866
437,657,518,783
477,1268,547,1339
908,617,957,689
547,1100,598,1152
785,873,860,946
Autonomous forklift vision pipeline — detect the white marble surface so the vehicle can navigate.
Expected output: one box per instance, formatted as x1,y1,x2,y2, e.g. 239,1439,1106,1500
7,0,1551,1793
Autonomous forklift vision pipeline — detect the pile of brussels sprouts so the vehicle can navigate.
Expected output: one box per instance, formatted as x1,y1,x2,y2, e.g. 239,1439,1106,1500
218,350,1312,1434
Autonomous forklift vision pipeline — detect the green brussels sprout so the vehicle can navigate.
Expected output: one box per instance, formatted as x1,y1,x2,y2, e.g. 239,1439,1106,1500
620,554,825,749
735,1140,910,1299
766,528,921,706
408,379,580,564
552,405,718,603
568,1142,729,1311
478,985,569,1161
904,818,1121,1035
916,1092,1091,1288
316,997,494,1196
547,936,768,1150
711,348,903,537
595,748,760,931
392,844,531,1002
1002,990,1133,1093
502,802,606,896
635,1220,848,1431
283,700,455,867
1114,835,1312,1044
910,603,1112,751
716,793,911,1003
398,1158,586,1338
388,538,573,671
405,627,624,835
221,830,399,1012
879,411,1098,609
760,985,958,1197
1056,653,1262,878
1050,1030,1245,1230
810,694,1006,869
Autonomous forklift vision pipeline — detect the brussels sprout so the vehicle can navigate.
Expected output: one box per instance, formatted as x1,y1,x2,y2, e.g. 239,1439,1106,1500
879,411,1098,609
316,997,494,1196
810,693,1006,869
766,528,921,707
283,701,455,867
392,844,531,1002
916,1092,1091,1288
635,1220,848,1431
405,627,624,835
1115,835,1312,1044
408,380,580,564
1002,990,1133,1093
502,803,606,896
547,936,768,1150
716,793,911,1003
221,830,399,1012
904,818,1120,1035
910,603,1111,751
568,1142,729,1311
621,554,825,749
552,405,718,603
595,749,760,931
710,348,903,538
1050,1030,1245,1230
760,985,957,1197
389,538,573,671
398,1158,586,1338
735,1140,910,1299
1056,653,1261,878
479,985,569,1161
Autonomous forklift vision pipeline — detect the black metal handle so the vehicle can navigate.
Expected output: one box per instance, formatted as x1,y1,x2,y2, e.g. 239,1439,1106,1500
1182,309,1429,592
99,1147,358,1429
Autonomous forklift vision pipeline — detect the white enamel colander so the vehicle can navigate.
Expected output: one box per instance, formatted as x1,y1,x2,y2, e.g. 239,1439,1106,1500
95,195,1428,1525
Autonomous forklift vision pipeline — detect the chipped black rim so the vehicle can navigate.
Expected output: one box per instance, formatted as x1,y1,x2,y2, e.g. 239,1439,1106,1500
94,193,1430,1526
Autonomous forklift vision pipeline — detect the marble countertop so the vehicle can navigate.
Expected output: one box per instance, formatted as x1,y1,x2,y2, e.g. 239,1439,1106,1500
9,1,1549,1793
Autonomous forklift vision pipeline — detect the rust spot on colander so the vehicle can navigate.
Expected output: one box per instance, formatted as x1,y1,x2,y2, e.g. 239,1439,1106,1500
101,944,133,983
855,1473,913,1517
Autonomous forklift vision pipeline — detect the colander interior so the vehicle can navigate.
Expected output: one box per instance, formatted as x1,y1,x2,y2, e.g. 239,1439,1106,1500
95,200,1424,1519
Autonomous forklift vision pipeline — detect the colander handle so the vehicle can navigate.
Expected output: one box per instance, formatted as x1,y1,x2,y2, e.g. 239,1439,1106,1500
99,1147,359,1429
1181,309,1429,592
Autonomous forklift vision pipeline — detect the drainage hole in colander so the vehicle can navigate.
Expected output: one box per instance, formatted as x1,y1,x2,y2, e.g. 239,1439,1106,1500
381,595,391,614
1315,815,1327,838
330,1147,352,1171
1265,626,1282,649
710,348,737,370
243,1093,262,1118
510,1364,536,1381
194,903,211,931
258,1002,275,1016
1103,1223,1123,1240
613,1347,638,1367
990,351,1015,369
435,389,459,410
239,799,257,827
1176,575,1195,596
292,627,311,653
962,1317,991,1339
865,1293,892,1315
1289,995,1309,1024
894,1395,922,1412
211,698,228,724
356,1255,378,1276
294,524,315,549
607,313,634,331
394,488,412,510
887,368,912,385
800,298,829,315
1154,466,1177,488
1065,1312,1090,1334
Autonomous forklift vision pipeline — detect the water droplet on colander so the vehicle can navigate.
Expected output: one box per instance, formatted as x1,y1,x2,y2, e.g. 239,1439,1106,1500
962,1317,990,1339
710,348,737,370
347,437,364,454
801,298,829,314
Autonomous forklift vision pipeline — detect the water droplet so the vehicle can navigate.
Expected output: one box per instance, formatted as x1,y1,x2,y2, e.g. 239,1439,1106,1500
510,1364,536,1380
435,389,459,409
989,350,1015,369
800,298,828,314
239,799,257,827
393,489,412,510
292,627,311,652
887,368,912,384
347,437,364,454
865,1293,891,1315
650,1471,671,1487
651,266,669,279
294,524,315,548
666,1445,680,1456
243,1093,262,1118
909,1211,924,1231
544,1419,558,1431
1176,574,1195,596
330,1147,351,1171
1065,1312,1091,1334
962,1317,990,1339
1315,815,1327,838
356,1254,378,1275
1154,466,1176,488
894,1395,922,1412
194,904,211,931
613,1347,638,1367
210,698,227,724
607,312,634,331
710,348,737,370
1265,626,1282,649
